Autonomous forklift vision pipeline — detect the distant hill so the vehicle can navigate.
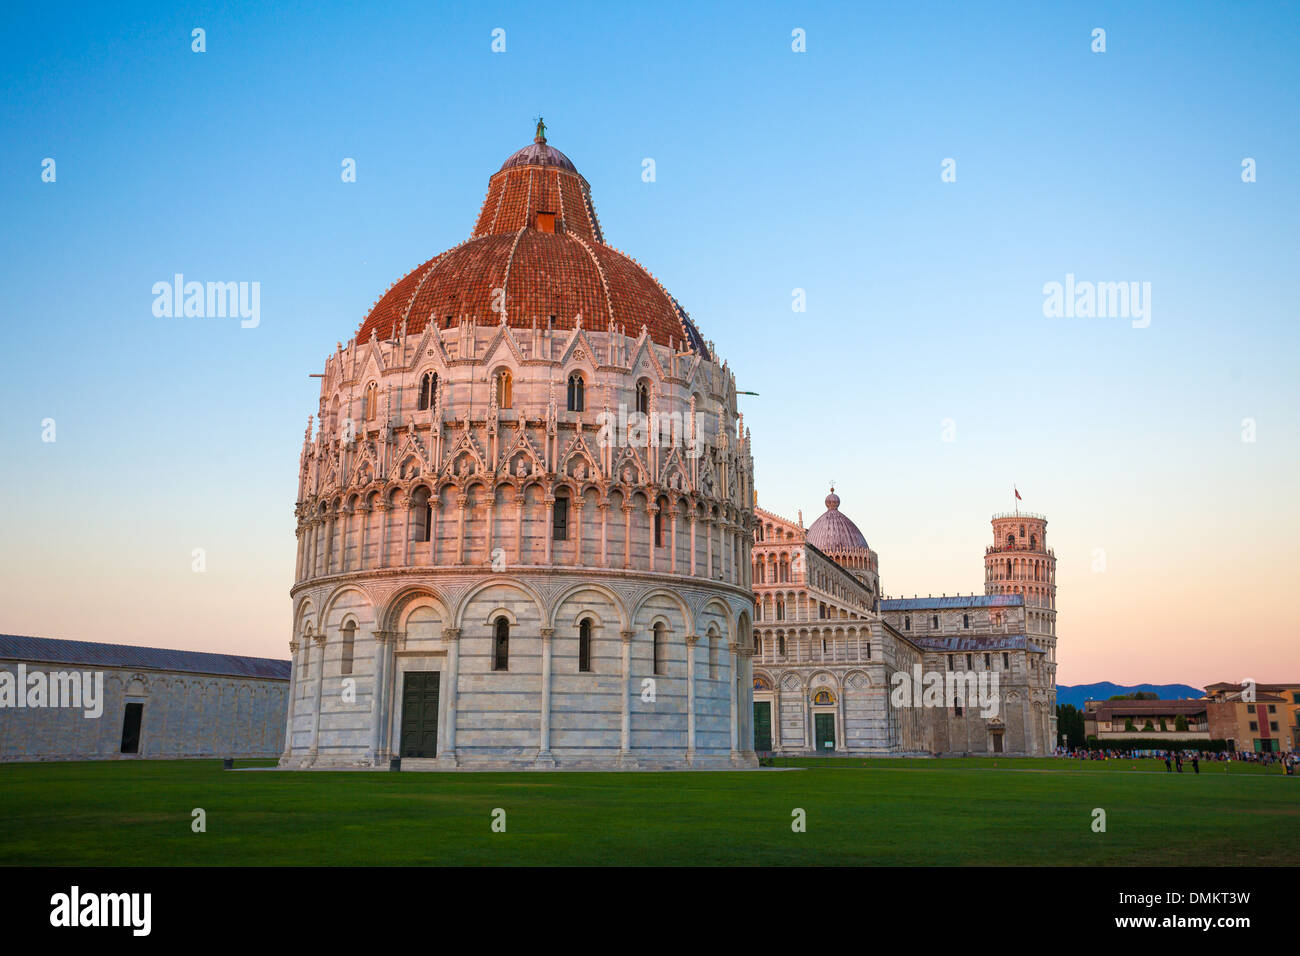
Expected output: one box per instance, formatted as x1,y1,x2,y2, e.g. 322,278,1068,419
1056,682,1204,708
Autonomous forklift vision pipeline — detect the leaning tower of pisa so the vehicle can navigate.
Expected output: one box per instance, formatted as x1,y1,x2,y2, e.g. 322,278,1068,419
984,509,1057,744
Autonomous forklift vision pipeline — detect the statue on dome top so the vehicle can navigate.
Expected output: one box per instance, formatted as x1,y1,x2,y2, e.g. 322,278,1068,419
535,116,547,143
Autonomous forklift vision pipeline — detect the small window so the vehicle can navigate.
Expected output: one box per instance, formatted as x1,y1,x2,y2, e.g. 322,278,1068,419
496,369,513,409
965,653,972,669
777,635,786,656
363,382,378,421
653,622,666,676
932,615,939,629
552,495,569,540
567,373,584,412
963,614,970,628
578,619,593,673
904,616,911,631
493,618,510,671
709,632,719,678
1002,652,1009,669
954,698,963,717
635,381,649,415
341,622,355,675
983,653,990,668
536,211,556,232
654,511,663,547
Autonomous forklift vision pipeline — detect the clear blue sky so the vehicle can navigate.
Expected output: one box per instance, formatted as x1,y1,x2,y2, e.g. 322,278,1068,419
2,1,1297,683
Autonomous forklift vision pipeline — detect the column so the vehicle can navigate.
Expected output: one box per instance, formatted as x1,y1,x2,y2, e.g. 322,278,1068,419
456,493,468,564
728,641,740,760
358,504,370,570
622,504,633,569
705,517,714,579
369,630,391,763
280,639,300,762
440,627,460,764
537,628,556,766
514,493,525,565
689,514,697,576
307,634,327,765
619,629,634,762
739,644,755,757
685,634,699,763
377,501,390,567
772,677,782,751
484,486,496,565
669,506,678,574
598,499,609,565
543,494,556,564
646,503,658,572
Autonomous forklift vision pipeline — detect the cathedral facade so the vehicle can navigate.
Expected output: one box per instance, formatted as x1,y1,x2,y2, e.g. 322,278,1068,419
751,492,1057,756
282,127,757,770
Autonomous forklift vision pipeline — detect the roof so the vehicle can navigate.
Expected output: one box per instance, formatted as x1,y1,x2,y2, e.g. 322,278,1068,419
881,594,1024,611
911,634,1045,653
355,131,709,358
806,489,869,552
0,634,290,680
1086,699,1209,719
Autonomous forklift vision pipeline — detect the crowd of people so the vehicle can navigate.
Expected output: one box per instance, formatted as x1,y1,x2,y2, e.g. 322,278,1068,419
1053,745,1297,774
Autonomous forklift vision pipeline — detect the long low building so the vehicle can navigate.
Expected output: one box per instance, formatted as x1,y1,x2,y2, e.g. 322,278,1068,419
0,635,289,762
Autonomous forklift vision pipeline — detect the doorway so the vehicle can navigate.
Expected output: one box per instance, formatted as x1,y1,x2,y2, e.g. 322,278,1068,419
753,701,772,751
120,702,143,754
399,671,440,758
814,712,835,751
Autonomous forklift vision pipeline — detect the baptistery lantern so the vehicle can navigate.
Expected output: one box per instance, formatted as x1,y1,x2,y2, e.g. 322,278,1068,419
282,123,757,769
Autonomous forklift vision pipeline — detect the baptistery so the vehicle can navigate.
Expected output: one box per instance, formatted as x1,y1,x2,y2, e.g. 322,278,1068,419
282,123,757,769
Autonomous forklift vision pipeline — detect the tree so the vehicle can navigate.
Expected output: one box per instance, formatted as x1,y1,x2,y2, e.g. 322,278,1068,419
1056,704,1085,748
1175,714,1189,732
1143,720,1156,732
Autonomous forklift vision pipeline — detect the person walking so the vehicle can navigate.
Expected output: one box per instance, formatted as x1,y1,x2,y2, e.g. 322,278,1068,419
1165,752,1172,772
1192,754,1199,774
1175,752,1183,773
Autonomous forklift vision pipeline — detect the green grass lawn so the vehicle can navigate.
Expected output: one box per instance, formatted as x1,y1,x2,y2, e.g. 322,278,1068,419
0,757,1295,866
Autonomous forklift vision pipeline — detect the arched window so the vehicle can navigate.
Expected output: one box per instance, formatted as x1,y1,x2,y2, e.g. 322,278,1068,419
552,493,569,541
340,622,355,675
932,615,939,629
418,371,438,411
496,369,513,409
578,618,593,673
777,635,786,656
963,613,970,629
653,622,666,675
493,617,510,671
709,630,719,678
363,382,378,421
904,615,911,631
1006,558,1012,577
1020,524,1026,537
635,380,649,415
653,511,663,548
1029,534,1037,550
756,563,764,584
1006,534,1015,547
412,488,432,542
776,598,785,621
567,373,584,412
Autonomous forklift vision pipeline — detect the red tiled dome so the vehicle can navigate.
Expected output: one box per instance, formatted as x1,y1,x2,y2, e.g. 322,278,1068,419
356,132,708,357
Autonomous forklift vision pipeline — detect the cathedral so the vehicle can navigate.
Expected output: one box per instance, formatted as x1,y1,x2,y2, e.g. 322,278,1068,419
282,124,757,769
751,492,1058,755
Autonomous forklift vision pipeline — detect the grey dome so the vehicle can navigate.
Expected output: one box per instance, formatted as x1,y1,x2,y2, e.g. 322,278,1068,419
806,488,869,552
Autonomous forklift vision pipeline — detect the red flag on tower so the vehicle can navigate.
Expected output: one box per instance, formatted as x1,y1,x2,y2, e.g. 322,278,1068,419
1014,488,1022,501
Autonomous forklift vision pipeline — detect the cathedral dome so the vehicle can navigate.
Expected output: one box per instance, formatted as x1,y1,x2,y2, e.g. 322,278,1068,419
806,488,869,552
355,127,708,357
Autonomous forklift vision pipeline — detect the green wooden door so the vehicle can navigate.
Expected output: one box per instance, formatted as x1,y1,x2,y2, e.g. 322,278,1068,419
753,701,772,751
400,671,440,758
815,713,836,751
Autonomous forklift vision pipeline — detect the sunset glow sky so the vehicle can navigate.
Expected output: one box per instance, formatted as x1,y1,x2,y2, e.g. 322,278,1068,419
2,1,1297,687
